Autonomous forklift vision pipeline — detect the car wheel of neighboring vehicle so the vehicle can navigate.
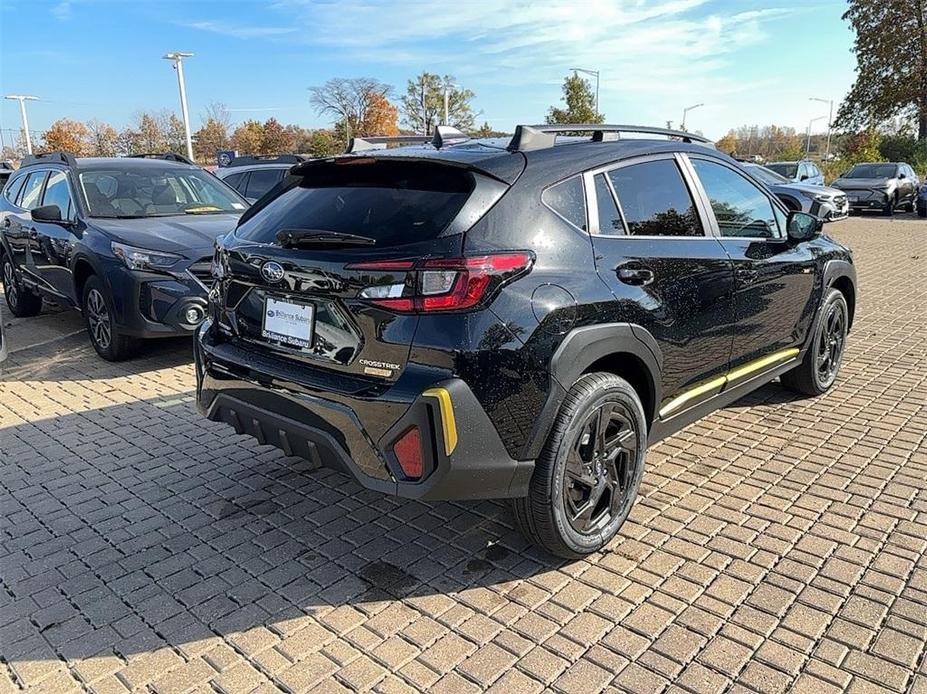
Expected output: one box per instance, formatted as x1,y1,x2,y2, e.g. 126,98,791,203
781,288,848,396
904,196,915,213
918,207,926,218
512,373,647,559
882,195,896,216
1,254,42,317
82,275,139,361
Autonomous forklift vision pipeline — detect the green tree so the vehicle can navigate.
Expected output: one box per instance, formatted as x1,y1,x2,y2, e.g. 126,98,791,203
835,0,927,139
164,113,187,154
306,129,343,157
400,73,476,135
546,73,604,125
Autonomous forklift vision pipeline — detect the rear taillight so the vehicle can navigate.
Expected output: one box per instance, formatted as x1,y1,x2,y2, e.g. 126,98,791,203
348,253,532,313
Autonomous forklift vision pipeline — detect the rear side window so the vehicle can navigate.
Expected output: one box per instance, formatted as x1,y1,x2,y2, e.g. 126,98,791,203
223,172,247,193
542,176,586,230
245,169,285,200
692,159,780,238
4,174,27,204
607,159,703,237
236,161,474,247
19,171,48,210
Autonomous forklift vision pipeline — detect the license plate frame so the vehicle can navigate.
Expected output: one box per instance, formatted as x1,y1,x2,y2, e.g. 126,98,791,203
261,296,315,349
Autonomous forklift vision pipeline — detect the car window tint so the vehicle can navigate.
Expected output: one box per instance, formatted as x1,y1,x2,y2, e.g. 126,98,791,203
42,171,74,220
245,169,285,200
19,171,48,210
607,159,703,237
542,176,586,230
692,159,780,238
223,172,247,192
593,174,623,235
4,174,27,204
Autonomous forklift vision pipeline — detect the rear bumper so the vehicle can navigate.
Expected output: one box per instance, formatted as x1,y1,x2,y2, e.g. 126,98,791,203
194,322,533,500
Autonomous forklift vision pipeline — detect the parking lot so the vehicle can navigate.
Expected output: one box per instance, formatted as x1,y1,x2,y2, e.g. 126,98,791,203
0,214,924,693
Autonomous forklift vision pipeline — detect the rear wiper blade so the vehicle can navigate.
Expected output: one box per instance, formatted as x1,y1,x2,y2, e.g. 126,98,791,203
276,228,376,247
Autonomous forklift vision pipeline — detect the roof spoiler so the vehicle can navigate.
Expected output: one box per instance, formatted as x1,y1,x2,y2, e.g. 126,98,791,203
507,124,714,152
345,126,471,154
21,152,79,168
128,152,195,165
227,154,308,167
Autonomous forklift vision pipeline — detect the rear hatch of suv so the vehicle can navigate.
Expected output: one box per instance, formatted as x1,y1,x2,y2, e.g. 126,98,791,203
210,156,515,385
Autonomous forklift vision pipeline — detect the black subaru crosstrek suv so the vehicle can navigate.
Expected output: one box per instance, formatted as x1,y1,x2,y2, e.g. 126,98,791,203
0,153,248,360
195,125,856,558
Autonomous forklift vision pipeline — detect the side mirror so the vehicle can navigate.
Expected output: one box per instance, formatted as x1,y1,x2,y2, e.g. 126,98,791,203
31,204,64,223
897,172,906,179
787,211,822,242
800,174,809,181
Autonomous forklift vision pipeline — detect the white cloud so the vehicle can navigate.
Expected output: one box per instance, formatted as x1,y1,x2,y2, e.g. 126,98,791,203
180,20,297,39
51,0,71,20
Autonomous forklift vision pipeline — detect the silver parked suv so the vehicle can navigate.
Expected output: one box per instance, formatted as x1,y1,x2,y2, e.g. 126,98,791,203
831,162,919,216
215,155,307,203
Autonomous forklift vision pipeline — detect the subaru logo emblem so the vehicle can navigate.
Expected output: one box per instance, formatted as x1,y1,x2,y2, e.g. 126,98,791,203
261,261,285,283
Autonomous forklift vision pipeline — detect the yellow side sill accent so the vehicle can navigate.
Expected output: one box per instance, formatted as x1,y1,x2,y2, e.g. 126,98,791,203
423,387,458,456
659,347,801,419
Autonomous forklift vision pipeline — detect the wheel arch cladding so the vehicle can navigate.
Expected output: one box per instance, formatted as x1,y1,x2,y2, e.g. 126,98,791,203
823,259,856,331
72,256,97,301
523,323,662,459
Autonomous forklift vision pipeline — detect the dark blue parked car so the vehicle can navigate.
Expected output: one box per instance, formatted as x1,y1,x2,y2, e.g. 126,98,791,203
0,153,248,360
917,184,926,218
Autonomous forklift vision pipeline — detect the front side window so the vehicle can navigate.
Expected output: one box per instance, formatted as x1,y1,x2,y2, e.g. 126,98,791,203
542,176,586,230
607,159,703,237
19,171,48,210
78,168,248,218
692,159,780,239
42,171,74,220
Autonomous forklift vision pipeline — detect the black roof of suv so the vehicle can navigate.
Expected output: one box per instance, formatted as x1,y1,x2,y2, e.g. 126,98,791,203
195,123,856,558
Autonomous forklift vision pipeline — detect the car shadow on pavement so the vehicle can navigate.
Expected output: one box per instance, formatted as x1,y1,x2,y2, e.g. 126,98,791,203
0,390,562,669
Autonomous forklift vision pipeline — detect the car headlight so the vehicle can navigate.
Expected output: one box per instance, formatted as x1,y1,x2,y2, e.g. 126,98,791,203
812,194,832,203
111,242,181,271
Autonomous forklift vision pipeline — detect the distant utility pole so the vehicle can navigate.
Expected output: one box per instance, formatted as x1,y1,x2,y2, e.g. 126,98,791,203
681,103,704,131
5,95,38,154
809,97,834,159
443,81,458,127
162,52,194,160
805,115,827,156
571,68,600,115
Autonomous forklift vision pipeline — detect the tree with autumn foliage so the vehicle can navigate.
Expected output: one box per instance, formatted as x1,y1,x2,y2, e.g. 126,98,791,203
260,118,295,153
309,77,394,138
230,120,264,154
358,93,399,136
40,119,90,155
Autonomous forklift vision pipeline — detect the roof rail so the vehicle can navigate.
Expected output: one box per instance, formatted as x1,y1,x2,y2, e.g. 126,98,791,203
432,125,469,149
21,152,79,168
507,124,714,152
346,135,431,154
227,154,308,168
128,152,195,165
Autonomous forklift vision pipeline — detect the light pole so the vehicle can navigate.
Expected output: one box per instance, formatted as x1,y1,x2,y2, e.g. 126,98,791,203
443,81,458,126
681,103,704,131
5,95,38,155
162,52,194,160
809,97,834,160
570,68,600,116
805,115,827,156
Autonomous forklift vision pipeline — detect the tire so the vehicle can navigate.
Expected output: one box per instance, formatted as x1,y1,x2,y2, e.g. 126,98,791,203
904,197,915,213
918,207,926,218
512,373,647,559
82,275,139,361
1,253,42,317
882,195,896,216
781,288,848,396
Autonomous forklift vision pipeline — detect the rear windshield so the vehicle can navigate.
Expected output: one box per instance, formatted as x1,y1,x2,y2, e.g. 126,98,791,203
235,160,474,247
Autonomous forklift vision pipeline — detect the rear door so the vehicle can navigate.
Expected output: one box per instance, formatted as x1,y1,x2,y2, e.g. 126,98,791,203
685,154,816,371
6,169,48,282
583,154,736,417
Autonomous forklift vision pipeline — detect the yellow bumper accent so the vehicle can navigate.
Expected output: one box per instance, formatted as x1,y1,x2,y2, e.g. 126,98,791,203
423,387,458,455
659,347,801,418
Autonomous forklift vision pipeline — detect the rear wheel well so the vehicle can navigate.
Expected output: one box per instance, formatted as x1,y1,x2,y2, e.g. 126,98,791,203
73,259,96,302
583,353,656,430
830,276,856,330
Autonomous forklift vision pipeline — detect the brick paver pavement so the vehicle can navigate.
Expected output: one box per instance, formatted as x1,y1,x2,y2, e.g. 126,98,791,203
1,217,925,694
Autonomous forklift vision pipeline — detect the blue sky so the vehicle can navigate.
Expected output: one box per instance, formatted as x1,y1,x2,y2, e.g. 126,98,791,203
0,0,855,141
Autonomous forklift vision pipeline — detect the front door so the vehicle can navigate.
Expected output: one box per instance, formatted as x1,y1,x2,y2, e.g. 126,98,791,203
32,170,79,302
685,155,817,374
584,154,736,418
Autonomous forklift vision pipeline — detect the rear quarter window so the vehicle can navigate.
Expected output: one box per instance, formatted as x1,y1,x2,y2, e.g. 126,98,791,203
236,160,474,248
542,176,586,230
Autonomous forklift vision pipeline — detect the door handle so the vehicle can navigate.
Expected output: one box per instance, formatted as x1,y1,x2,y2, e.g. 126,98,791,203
735,267,758,283
616,264,655,286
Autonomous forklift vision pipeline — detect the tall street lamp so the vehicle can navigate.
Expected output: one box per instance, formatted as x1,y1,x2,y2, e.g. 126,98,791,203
681,103,704,131
570,68,600,116
443,81,458,126
805,115,827,156
809,97,834,160
162,52,194,160
5,95,38,155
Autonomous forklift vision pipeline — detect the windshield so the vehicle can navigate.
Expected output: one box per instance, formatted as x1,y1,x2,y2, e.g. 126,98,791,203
766,163,798,179
845,164,899,179
78,168,248,218
746,165,789,185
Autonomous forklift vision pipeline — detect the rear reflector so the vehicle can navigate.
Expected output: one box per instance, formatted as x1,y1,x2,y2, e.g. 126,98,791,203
392,426,423,479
